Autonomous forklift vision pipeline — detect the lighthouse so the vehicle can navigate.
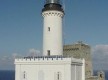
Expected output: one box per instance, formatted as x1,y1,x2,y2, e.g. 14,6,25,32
15,0,85,80
42,0,64,56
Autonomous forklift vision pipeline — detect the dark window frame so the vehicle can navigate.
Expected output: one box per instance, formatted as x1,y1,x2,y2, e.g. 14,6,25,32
47,50,50,56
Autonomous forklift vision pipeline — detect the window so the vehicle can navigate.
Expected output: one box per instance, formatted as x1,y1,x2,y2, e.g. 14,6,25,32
24,72,25,79
23,71,26,79
100,74,102,78
54,72,61,80
56,72,61,80
47,50,50,56
48,27,50,31
57,72,60,80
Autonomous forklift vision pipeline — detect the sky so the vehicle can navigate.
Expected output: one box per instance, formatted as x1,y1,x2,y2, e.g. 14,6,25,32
0,0,108,70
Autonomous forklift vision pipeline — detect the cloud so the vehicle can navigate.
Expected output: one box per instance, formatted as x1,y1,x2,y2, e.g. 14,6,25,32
0,49,41,70
12,53,23,59
0,55,14,70
92,45,108,70
27,48,41,57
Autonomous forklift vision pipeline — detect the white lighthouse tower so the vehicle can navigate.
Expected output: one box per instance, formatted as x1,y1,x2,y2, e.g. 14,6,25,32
42,0,64,56
15,0,85,80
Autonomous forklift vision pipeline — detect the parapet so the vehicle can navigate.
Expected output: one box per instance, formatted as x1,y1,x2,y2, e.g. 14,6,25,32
15,56,84,65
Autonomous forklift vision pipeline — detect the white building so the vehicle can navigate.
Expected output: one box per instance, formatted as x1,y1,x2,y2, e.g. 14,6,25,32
15,0,85,80
15,57,85,80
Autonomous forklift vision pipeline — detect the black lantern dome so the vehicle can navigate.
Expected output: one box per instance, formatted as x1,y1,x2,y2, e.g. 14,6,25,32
42,0,64,13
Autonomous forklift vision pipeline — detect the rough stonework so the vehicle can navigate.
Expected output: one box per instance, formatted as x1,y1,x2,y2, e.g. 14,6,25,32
63,41,105,80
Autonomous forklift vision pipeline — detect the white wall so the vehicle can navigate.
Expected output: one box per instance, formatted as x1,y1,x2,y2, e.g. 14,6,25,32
15,57,85,80
42,11,64,56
